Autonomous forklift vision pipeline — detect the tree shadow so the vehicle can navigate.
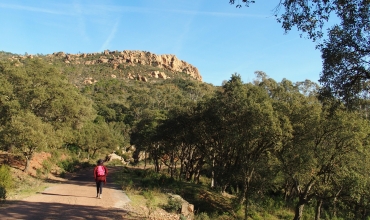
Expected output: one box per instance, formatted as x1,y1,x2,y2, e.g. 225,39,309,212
0,166,139,219
43,166,125,191
0,200,141,220
40,192,97,199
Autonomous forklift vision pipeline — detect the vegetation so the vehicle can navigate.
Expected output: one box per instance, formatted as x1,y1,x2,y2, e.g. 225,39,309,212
0,52,370,219
229,0,370,108
0,165,13,201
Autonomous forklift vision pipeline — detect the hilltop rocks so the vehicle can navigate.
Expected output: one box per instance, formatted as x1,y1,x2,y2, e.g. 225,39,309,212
151,71,168,79
83,77,97,85
49,50,202,82
136,74,148,82
8,50,203,83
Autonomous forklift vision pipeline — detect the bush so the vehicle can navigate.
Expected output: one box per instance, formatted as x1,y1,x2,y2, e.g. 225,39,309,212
195,212,211,220
142,190,154,200
0,186,6,202
42,160,53,175
36,168,43,179
122,179,134,192
0,165,13,201
58,159,78,172
58,158,92,173
142,190,155,214
165,196,183,213
0,165,13,190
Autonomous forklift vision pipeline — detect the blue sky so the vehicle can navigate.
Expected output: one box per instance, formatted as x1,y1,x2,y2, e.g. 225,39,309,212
0,0,322,86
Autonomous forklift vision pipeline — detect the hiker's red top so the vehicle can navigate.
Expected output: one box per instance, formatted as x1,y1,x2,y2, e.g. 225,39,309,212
94,165,108,184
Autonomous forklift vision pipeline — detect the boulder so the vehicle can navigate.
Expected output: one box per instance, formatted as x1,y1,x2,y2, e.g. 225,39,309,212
158,72,167,79
105,152,126,164
99,58,109,63
167,194,194,220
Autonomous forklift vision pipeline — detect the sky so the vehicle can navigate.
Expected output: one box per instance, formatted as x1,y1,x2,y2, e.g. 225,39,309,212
0,0,323,86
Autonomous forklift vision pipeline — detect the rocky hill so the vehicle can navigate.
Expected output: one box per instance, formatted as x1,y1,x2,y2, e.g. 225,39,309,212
4,50,202,86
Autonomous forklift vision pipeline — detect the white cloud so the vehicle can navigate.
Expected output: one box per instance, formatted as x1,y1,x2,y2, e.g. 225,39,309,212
0,3,69,15
100,19,120,51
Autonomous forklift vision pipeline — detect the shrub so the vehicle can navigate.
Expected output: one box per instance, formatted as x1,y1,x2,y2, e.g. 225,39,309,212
0,165,13,190
142,190,154,201
0,186,6,202
195,212,211,220
36,168,43,179
58,159,78,172
42,160,53,175
165,196,183,213
0,165,13,201
142,190,155,215
122,179,134,192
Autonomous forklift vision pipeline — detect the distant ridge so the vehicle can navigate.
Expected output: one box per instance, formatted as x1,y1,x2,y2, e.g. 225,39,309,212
5,50,203,82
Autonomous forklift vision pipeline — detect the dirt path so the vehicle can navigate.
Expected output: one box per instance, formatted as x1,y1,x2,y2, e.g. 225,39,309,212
0,166,139,220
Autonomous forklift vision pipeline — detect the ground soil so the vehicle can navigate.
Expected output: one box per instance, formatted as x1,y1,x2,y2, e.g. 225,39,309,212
0,152,181,220
0,166,137,220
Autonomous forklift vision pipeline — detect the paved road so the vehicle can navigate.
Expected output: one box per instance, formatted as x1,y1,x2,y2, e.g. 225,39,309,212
0,166,137,220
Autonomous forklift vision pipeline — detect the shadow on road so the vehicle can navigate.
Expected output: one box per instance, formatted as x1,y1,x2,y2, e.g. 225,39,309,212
0,200,138,220
66,166,124,190
0,166,136,220
40,192,96,199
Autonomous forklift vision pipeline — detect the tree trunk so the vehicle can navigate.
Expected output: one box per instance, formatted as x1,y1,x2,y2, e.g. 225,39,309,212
144,151,147,169
23,147,36,172
294,201,305,220
194,169,200,184
244,196,249,220
315,199,323,220
23,155,30,173
92,148,98,158
243,184,249,220
211,157,215,188
331,188,342,219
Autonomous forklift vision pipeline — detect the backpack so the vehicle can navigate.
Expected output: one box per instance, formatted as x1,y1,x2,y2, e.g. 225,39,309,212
96,165,105,176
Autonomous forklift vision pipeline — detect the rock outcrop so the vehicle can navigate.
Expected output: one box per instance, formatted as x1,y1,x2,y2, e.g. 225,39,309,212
8,50,203,82
55,50,202,82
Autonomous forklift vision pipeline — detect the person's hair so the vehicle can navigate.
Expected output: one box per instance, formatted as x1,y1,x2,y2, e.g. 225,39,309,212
97,159,103,165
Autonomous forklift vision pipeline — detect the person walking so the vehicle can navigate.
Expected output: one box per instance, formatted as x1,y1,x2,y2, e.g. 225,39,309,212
94,159,108,199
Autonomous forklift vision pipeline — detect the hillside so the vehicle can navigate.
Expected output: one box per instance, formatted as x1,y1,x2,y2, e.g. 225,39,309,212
2,50,203,88
2,49,369,219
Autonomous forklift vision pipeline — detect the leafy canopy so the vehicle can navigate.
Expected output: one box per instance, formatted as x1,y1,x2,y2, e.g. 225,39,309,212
229,0,370,106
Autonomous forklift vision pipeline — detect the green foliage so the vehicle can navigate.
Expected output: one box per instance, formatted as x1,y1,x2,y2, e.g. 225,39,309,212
140,169,177,188
142,190,154,200
57,158,91,175
1,52,370,219
142,190,156,215
0,165,13,190
0,165,13,201
165,196,183,212
230,0,370,106
195,212,211,220
0,186,6,202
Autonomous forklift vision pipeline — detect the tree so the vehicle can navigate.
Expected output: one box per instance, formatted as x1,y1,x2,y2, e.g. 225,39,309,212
319,22,370,107
274,95,370,220
210,74,284,219
76,120,118,159
230,0,370,105
2,111,52,172
0,59,96,146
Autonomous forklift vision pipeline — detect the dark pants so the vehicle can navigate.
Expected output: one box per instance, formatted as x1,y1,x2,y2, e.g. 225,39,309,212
96,181,103,194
